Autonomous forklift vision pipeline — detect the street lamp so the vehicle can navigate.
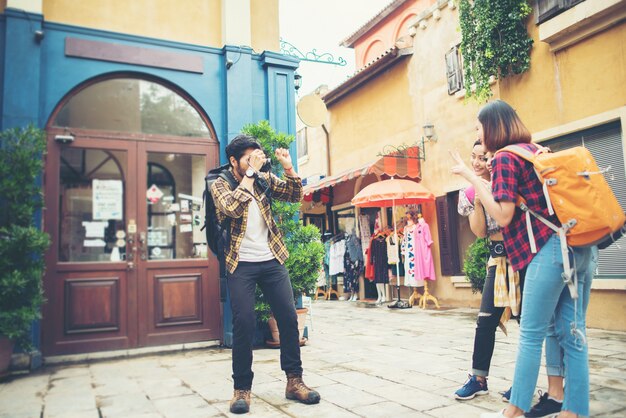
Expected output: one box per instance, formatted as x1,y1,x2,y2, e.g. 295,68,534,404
423,122,436,142
294,72,302,92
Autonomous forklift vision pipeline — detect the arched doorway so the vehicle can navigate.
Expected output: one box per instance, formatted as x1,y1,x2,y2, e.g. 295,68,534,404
42,75,222,355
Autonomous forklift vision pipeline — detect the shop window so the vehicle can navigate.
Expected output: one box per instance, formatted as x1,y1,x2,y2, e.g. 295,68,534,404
53,78,210,138
303,214,326,234
435,191,475,277
445,45,463,95
542,121,625,277
333,207,356,235
535,0,586,24
297,128,308,159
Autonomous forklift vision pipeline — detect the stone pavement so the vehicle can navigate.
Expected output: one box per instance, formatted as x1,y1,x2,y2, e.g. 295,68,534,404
1,300,625,417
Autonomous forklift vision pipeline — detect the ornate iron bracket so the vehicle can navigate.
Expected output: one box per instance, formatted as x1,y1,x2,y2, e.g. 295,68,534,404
377,140,426,161
280,38,347,66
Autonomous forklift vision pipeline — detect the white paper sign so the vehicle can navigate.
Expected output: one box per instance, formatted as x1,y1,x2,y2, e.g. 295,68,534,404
82,221,108,238
180,224,193,233
83,239,106,247
93,180,123,220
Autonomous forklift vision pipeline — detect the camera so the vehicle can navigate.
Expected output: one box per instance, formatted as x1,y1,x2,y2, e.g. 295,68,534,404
259,160,272,173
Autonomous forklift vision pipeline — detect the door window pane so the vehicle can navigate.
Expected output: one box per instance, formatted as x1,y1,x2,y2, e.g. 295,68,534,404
146,153,206,260
59,149,127,262
53,78,211,138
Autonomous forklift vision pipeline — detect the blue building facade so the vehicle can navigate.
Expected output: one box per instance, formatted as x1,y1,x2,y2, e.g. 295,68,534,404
1,7,298,359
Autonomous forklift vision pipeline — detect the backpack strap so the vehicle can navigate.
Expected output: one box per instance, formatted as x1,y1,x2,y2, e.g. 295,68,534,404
502,146,578,299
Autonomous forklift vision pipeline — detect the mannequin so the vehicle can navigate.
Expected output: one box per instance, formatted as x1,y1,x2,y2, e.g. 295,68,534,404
414,213,439,309
402,210,424,306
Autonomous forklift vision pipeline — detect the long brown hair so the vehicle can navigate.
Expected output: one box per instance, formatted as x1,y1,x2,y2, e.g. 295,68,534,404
478,100,531,152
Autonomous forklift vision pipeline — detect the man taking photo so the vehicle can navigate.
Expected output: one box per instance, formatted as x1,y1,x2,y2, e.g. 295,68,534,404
211,134,321,414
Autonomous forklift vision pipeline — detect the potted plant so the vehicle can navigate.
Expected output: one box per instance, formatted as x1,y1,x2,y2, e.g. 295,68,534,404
463,237,490,294
241,122,324,347
0,126,50,376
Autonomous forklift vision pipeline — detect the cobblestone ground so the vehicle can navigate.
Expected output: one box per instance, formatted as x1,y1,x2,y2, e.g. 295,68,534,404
1,300,625,417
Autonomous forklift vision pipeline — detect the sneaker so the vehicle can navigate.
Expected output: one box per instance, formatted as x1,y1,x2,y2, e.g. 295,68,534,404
500,387,512,402
285,373,321,404
524,390,562,418
454,374,488,400
229,389,251,414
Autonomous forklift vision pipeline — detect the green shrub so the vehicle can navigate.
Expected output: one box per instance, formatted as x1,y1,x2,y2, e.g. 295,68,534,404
463,237,490,294
0,125,50,349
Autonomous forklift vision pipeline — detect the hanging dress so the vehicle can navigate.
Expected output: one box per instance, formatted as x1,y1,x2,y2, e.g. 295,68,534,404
371,235,389,284
402,224,424,287
413,219,436,281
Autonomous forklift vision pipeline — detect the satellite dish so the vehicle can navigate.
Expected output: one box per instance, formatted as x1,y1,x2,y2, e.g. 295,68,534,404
297,94,327,127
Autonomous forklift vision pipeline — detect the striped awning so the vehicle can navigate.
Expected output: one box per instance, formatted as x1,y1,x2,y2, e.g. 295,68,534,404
303,146,421,196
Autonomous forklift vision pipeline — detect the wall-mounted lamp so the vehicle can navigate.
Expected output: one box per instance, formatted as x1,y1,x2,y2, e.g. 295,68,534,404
423,122,436,142
34,30,45,43
54,134,75,144
225,58,234,70
294,72,302,92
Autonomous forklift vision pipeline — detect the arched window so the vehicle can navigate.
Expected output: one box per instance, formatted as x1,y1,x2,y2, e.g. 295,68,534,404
53,78,211,138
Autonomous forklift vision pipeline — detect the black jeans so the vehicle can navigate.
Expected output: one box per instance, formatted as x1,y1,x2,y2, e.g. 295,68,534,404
228,259,303,390
471,264,504,376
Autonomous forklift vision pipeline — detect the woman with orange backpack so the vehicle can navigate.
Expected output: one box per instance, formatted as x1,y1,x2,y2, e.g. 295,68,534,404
450,100,597,418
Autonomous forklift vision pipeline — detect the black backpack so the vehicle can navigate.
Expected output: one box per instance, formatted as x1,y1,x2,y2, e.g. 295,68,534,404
202,164,238,301
202,164,273,301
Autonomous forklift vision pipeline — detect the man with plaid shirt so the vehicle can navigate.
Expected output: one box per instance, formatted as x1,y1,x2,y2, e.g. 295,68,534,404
211,134,320,414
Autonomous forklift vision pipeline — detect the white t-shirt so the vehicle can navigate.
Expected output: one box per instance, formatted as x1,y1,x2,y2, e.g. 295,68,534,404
238,198,275,262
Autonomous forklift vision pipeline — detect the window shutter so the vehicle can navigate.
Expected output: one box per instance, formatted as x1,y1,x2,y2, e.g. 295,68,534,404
435,196,460,276
445,46,462,95
536,0,586,24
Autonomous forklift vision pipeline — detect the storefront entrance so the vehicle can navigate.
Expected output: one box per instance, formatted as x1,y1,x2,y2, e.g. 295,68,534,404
41,77,221,355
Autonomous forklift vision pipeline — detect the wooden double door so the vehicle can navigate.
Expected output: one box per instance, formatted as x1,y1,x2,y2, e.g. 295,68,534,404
42,131,222,355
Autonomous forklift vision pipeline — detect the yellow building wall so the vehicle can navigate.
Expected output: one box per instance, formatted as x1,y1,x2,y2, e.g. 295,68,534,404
499,18,626,133
43,0,222,46
498,14,626,331
327,63,418,175
38,0,280,51
405,5,489,307
250,0,279,53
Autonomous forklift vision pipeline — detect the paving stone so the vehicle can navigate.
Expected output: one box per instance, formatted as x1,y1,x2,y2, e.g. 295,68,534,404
153,394,221,418
0,301,623,417
352,400,429,417
427,402,491,417
97,393,157,418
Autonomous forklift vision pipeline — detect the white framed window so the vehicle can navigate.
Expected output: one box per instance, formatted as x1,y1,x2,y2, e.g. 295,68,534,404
445,46,463,95
296,128,308,159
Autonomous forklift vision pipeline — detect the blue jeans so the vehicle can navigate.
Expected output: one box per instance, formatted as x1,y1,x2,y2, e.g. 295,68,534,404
545,246,598,378
510,235,596,416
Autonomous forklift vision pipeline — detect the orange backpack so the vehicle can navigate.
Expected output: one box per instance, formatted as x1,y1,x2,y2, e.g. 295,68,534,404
497,144,626,299
500,144,625,248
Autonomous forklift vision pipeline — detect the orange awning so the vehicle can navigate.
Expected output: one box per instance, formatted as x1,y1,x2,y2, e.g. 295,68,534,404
303,146,421,196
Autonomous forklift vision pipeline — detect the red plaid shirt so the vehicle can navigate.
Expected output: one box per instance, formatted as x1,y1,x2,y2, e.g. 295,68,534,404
491,143,559,271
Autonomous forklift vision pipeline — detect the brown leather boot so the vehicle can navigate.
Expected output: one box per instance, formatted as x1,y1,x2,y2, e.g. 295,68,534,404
229,389,251,414
285,373,321,404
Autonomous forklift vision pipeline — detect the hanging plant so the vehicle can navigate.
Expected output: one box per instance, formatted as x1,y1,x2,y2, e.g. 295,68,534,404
459,0,533,102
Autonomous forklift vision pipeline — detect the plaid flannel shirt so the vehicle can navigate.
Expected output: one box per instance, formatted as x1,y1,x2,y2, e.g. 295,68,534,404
492,143,559,272
210,169,303,273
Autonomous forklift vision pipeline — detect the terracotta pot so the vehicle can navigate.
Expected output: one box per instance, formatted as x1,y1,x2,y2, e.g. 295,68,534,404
0,335,14,378
265,308,309,348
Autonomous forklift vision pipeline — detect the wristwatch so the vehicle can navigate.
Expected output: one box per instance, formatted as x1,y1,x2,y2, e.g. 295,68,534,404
245,167,258,178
